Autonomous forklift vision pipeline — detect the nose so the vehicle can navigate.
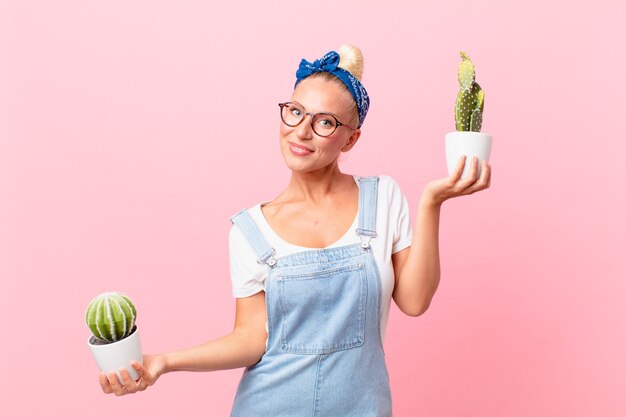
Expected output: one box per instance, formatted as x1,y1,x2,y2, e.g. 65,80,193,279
295,113,314,140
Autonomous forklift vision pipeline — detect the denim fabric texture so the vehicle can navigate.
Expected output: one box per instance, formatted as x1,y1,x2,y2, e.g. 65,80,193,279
229,176,392,417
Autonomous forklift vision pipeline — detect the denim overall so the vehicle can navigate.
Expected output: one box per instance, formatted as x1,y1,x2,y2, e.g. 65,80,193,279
229,176,392,417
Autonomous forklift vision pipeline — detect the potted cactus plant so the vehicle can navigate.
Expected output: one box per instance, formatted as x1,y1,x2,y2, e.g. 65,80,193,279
445,51,492,179
86,292,143,382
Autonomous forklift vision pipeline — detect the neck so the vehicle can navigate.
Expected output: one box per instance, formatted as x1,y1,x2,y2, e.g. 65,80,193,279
287,163,349,203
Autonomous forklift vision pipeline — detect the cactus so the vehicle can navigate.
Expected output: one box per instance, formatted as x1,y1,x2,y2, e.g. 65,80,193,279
85,292,137,343
455,51,484,132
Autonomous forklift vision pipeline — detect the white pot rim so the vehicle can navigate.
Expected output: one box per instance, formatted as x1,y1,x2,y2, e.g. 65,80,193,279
87,325,138,347
446,131,491,136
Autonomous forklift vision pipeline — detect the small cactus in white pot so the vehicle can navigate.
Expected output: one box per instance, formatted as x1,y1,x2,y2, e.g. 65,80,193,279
86,292,143,382
445,51,493,179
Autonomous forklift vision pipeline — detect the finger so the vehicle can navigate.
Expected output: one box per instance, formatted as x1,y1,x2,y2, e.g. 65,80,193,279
131,361,151,386
446,155,466,192
457,156,480,189
119,368,139,393
99,372,113,394
131,361,144,377
481,161,491,189
451,155,467,182
472,160,489,189
465,161,491,194
465,156,478,186
106,372,126,396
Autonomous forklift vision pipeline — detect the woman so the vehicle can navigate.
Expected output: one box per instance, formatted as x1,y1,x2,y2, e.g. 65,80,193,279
99,45,491,416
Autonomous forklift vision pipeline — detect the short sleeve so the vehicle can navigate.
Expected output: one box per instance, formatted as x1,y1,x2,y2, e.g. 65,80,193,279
228,224,267,298
385,177,413,254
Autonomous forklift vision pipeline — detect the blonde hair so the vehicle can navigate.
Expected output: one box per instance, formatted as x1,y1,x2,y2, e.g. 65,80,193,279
337,44,364,81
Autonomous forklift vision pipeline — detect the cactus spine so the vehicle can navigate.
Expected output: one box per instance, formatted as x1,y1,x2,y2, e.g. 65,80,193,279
455,51,484,132
85,292,137,343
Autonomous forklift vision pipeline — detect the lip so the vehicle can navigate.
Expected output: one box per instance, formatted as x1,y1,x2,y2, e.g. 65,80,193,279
288,142,314,156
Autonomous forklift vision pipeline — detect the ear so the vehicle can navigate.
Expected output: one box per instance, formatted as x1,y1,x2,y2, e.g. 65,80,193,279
341,129,361,152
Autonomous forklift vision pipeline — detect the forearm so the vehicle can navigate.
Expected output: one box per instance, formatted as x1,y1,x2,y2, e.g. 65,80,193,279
393,193,442,316
162,328,266,374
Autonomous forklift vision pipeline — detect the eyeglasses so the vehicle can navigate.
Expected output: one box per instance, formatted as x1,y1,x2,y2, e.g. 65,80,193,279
278,102,354,137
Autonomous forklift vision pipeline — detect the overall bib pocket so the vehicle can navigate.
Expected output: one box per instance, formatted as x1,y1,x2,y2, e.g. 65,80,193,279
276,263,367,354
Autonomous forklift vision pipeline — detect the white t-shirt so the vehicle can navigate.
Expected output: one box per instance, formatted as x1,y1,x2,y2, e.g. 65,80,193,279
229,175,413,342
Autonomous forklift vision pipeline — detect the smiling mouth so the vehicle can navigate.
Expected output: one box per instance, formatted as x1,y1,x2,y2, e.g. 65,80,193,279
288,142,314,156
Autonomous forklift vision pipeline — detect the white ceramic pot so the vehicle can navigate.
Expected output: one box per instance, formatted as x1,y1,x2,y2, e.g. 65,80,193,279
445,131,493,179
87,326,143,382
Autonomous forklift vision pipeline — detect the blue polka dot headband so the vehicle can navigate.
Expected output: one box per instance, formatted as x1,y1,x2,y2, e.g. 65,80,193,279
295,51,370,128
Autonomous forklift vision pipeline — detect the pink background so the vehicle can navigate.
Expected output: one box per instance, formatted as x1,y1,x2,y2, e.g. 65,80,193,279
1,0,625,415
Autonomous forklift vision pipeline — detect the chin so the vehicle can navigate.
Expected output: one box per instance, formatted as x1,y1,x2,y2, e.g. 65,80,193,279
280,145,309,171
283,155,341,175
283,158,315,173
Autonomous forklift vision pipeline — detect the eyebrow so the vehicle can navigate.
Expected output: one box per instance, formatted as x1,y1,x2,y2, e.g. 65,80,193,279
292,101,341,118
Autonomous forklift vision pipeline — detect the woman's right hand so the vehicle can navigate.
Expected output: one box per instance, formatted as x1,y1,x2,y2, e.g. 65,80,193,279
99,354,167,396
97,291,267,396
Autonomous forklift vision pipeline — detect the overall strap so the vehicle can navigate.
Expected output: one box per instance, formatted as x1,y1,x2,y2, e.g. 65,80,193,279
230,209,277,267
356,176,379,249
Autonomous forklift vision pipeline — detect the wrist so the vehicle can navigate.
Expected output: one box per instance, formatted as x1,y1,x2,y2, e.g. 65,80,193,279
159,353,173,375
420,191,443,209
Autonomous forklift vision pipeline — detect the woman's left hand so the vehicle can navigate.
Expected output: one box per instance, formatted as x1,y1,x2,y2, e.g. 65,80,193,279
99,354,166,396
423,155,491,206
